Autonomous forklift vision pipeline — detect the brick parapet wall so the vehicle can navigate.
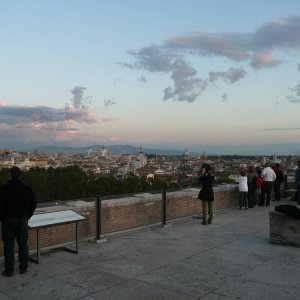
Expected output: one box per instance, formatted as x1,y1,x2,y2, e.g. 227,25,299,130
0,185,238,257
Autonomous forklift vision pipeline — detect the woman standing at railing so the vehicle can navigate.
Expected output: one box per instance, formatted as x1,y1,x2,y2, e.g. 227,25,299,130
198,165,215,225
295,161,300,204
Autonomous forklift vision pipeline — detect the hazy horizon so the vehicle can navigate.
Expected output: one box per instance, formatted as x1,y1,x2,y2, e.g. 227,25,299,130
6,142,300,156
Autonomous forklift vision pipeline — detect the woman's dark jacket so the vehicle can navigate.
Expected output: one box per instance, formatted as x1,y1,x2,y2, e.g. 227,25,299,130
0,178,36,221
198,173,214,201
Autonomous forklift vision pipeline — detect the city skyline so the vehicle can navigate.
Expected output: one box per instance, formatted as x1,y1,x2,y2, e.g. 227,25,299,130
0,0,300,153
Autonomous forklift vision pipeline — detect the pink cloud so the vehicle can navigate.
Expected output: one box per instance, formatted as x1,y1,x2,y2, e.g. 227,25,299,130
250,51,283,69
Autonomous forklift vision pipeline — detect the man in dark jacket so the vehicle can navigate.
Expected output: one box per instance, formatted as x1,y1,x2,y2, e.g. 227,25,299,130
273,163,283,201
295,161,300,204
0,167,36,277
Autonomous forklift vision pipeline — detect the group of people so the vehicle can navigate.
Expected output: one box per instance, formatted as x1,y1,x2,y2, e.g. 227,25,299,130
0,167,36,277
235,163,284,209
197,162,289,225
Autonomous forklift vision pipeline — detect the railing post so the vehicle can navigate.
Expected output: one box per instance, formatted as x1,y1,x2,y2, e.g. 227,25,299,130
95,195,101,240
161,189,167,226
92,194,107,243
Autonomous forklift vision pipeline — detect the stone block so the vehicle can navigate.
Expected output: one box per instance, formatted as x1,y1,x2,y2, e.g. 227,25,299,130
269,211,300,247
284,189,297,200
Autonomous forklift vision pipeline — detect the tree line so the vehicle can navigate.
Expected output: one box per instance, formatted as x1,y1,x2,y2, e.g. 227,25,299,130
0,166,178,203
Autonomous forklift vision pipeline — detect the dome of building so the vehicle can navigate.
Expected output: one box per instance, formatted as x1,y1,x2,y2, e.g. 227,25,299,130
131,160,142,170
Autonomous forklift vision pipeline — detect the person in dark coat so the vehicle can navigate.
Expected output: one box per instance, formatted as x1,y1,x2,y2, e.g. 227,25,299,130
198,165,215,225
0,167,36,277
247,166,256,208
273,163,284,201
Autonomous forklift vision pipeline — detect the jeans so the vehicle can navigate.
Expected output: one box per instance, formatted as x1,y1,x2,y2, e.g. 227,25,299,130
239,192,248,208
260,181,273,206
247,190,255,208
1,218,29,273
256,188,261,205
202,200,213,224
273,183,281,201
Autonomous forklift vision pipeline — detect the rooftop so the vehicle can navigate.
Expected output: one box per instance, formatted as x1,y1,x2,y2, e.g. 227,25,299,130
1,200,300,299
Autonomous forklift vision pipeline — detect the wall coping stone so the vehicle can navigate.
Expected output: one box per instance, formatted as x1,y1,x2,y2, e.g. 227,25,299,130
35,185,238,213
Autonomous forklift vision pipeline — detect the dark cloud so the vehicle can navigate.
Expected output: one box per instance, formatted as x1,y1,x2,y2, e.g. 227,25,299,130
163,58,208,102
128,45,175,72
253,16,300,51
166,32,251,61
209,67,246,84
0,86,98,147
286,83,300,103
126,46,208,102
104,98,116,107
222,93,229,102
122,15,300,102
0,104,96,124
70,86,91,110
166,16,300,69
138,75,147,84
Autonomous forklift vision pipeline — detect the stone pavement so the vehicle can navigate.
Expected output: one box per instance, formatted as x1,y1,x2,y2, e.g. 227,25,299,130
1,200,300,300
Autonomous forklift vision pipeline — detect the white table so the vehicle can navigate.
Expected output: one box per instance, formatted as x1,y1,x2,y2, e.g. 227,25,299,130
28,210,86,263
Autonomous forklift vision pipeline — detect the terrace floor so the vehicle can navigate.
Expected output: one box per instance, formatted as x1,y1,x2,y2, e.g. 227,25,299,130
1,199,300,300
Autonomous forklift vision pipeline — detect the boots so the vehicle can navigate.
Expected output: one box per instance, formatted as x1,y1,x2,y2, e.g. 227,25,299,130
202,212,208,225
208,212,213,224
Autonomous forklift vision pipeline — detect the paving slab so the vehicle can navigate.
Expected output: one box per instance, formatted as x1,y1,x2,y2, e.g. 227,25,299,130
83,279,197,300
212,280,300,300
1,200,300,299
2,276,88,300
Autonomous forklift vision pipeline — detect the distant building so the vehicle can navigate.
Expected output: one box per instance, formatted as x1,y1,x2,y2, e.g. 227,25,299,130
136,146,147,166
33,160,48,167
131,146,147,170
182,147,189,164
100,147,108,158
200,151,208,161
0,148,9,155
86,148,92,157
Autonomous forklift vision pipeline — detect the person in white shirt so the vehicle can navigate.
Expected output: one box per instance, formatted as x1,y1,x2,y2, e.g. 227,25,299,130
259,164,276,206
235,171,248,209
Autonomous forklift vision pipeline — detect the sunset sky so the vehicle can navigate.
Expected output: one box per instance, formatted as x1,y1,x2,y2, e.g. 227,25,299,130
0,0,300,153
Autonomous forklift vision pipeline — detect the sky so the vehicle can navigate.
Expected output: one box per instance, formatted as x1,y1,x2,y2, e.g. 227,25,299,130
0,0,300,154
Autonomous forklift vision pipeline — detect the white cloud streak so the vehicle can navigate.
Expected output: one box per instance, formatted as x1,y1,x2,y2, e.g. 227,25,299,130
264,127,300,131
